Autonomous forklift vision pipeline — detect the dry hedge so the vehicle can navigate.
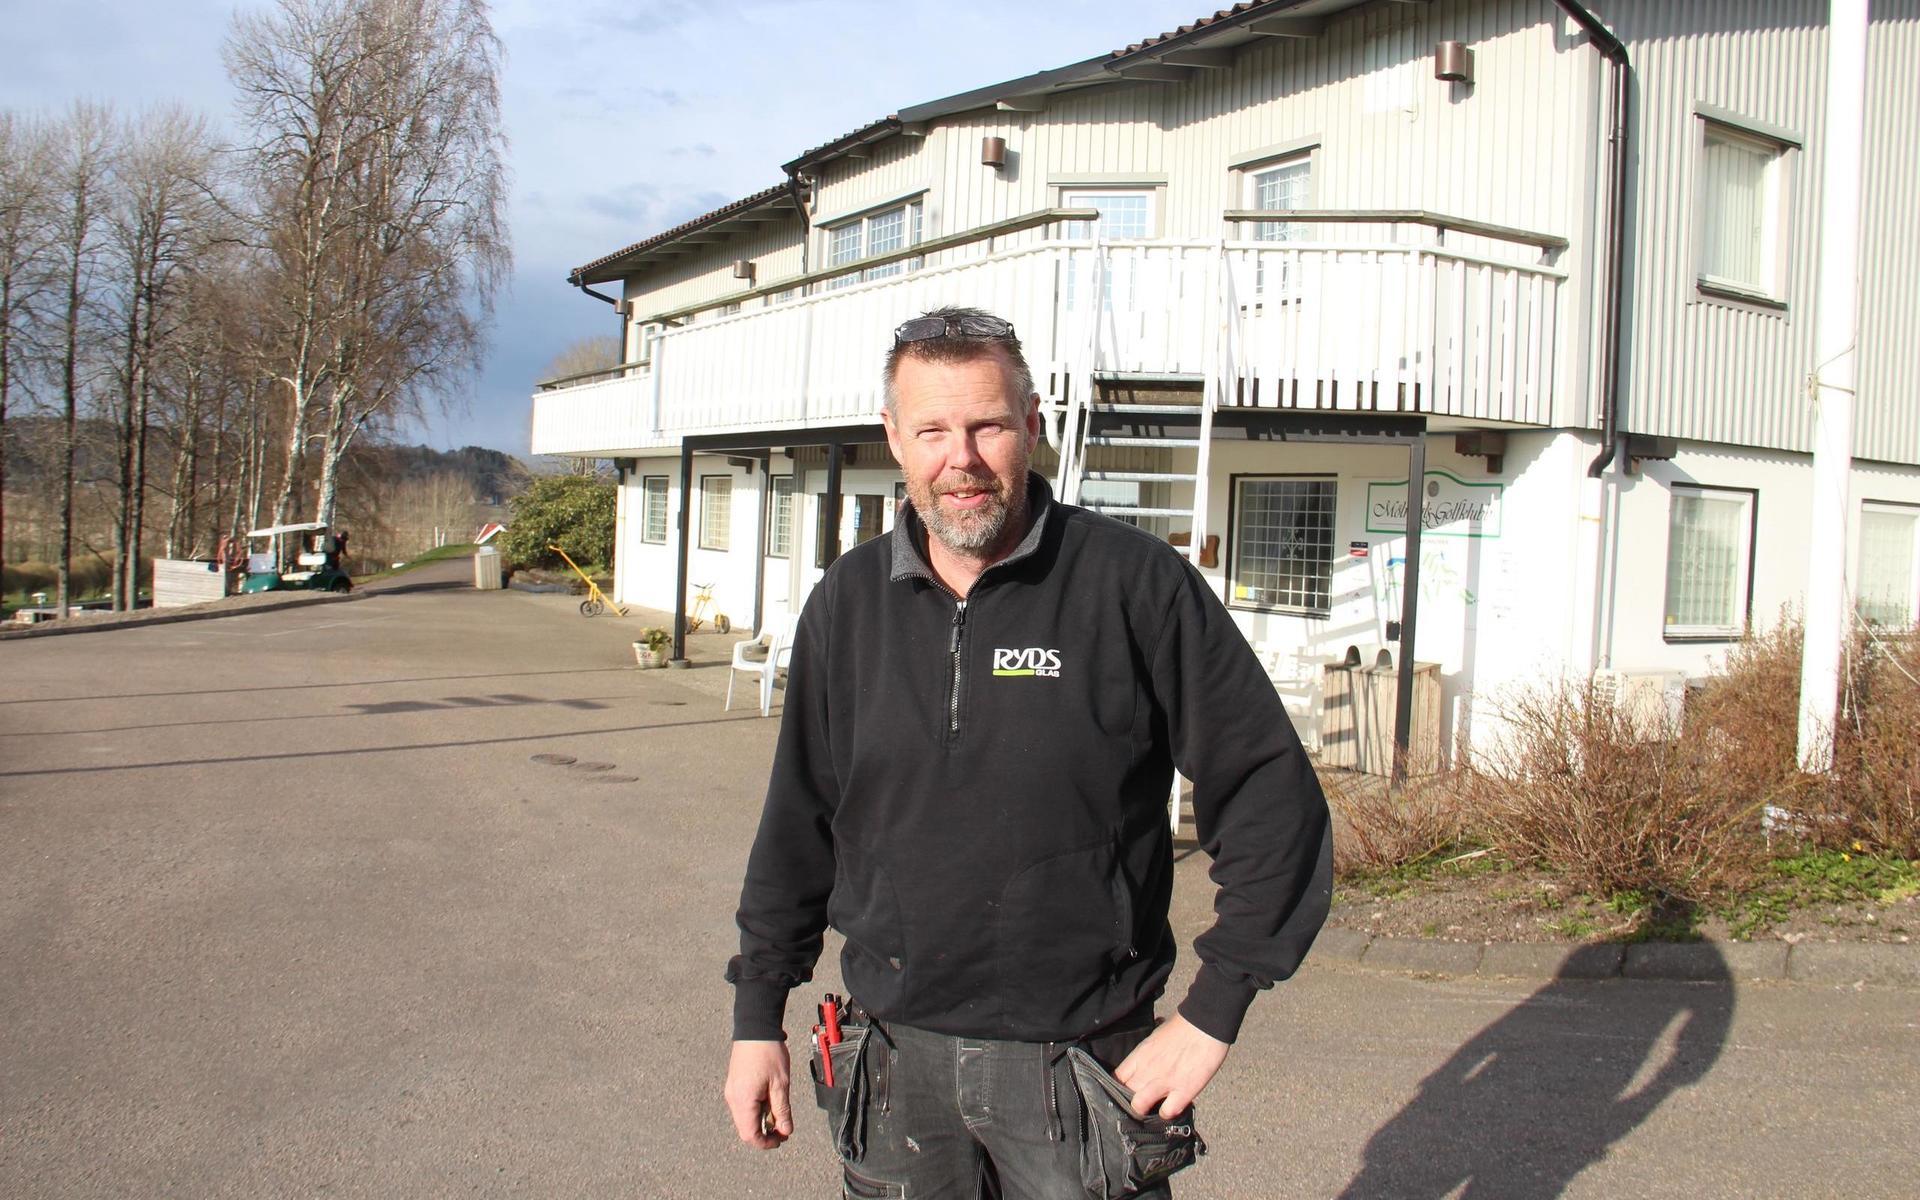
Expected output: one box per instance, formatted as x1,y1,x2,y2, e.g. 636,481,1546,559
1463,677,1767,904
1325,771,1466,877
1827,628,1920,856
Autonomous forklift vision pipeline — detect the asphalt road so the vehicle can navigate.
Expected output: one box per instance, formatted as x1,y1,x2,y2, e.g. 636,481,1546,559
1,565,1914,1198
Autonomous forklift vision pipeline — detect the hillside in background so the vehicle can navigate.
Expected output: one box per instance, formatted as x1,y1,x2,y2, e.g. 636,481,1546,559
3,418,534,570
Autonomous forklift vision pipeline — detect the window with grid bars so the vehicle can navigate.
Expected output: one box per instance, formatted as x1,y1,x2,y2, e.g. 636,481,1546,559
641,476,668,544
1663,485,1754,638
699,475,732,551
1858,503,1919,628
1230,477,1336,614
1248,157,1311,242
1697,119,1789,300
823,200,924,287
1061,189,1155,240
767,476,794,558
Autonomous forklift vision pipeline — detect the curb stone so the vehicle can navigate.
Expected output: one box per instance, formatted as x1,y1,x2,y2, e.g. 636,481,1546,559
0,590,361,641
1360,938,1484,976
1479,941,1622,980
1786,942,1920,988
1318,931,1918,989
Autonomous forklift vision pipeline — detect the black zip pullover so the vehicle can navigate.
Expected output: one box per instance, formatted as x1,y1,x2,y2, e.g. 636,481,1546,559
727,474,1332,1045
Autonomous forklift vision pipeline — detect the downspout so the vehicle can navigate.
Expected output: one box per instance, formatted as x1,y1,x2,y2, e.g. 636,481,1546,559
570,275,628,352
783,169,813,277
1551,0,1632,478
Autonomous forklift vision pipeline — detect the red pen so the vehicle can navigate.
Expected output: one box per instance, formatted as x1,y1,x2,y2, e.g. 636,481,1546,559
818,995,843,1087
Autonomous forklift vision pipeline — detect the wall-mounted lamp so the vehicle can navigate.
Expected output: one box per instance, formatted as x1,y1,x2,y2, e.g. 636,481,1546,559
981,136,1008,170
1434,40,1474,84
731,259,756,284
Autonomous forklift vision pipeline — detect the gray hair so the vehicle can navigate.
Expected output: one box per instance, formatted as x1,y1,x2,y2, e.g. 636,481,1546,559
882,304,1036,415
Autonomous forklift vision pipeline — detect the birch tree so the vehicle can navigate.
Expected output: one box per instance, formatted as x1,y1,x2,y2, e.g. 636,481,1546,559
49,103,116,615
0,113,56,573
106,106,218,606
225,0,508,532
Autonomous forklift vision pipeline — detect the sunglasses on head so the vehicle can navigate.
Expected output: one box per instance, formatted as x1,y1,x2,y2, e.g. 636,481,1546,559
892,314,1017,347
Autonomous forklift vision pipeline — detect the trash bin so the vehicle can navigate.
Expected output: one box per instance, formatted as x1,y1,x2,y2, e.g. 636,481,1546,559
473,547,505,590
1321,646,1441,777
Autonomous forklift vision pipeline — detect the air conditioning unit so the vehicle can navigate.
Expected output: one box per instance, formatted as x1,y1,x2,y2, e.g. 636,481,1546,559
1590,669,1687,736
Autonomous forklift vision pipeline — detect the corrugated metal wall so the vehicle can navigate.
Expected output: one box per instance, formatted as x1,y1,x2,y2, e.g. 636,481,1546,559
1856,0,1920,465
1606,0,1920,464
618,211,806,323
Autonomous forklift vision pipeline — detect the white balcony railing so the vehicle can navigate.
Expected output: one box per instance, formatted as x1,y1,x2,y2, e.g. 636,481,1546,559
529,221,1566,457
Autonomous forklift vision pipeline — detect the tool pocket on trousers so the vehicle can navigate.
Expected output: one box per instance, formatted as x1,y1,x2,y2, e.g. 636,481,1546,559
1065,1045,1207,1199
840,1164,906,1199
810,1024,874,1163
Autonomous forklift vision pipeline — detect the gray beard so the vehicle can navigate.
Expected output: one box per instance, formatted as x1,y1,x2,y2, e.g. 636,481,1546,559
917,477,1028,558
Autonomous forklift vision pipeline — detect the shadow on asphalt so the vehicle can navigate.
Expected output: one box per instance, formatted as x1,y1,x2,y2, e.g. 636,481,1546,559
360,579,472,596
0,710,769,778
0,667,637,706
0,694,644,738
1337,942,1734,1199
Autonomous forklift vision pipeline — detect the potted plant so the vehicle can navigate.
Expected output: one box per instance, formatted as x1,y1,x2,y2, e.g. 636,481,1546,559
633,627,672,668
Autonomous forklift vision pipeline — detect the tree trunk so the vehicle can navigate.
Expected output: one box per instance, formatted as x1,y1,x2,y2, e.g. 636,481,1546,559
113,297,141,610
127,266,159,606
58,246,83,617
0,277,10,575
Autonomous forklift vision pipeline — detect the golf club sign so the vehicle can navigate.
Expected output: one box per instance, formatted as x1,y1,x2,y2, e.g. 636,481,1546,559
1365,470,1504,538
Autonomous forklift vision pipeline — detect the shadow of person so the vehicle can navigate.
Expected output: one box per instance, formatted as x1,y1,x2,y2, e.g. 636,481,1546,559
1339,941,1734,1199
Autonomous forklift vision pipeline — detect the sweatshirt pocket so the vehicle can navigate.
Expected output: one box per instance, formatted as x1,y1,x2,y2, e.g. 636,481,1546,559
998,840,1133,1026
828,840,908,1007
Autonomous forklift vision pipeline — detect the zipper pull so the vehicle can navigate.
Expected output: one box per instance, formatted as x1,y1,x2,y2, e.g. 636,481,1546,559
950,600,967,651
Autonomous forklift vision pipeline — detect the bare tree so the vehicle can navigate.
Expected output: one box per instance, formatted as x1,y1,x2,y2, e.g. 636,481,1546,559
48,102,116,616
540,334,622,384
105,106,219,606
0,112,57,574
225,0,509,533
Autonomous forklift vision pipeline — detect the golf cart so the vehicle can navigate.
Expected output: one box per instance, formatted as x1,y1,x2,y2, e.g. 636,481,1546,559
238,522,353,594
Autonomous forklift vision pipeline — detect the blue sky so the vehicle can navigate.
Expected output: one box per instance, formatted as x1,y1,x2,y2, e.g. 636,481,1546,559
1,0,1193,456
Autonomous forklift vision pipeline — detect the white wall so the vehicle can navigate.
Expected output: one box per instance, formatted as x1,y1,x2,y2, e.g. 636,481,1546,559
1601,442,1920,675
612,453,906,628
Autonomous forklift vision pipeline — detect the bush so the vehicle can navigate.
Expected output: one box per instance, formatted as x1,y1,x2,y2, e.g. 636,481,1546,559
1686,618,1810,814
499,475,616,571
3,560,57,597
1327,771,1467,877
1830,628,1920,856
1466,678,1766,904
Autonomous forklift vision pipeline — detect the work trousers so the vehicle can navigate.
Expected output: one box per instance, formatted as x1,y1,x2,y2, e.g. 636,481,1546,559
816,1014,1174,1200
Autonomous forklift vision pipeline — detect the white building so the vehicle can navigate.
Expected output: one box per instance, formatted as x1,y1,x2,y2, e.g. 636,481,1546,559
529,0,1920,769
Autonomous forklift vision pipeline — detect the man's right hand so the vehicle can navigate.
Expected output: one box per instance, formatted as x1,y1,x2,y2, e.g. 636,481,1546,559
723,1039,793,1149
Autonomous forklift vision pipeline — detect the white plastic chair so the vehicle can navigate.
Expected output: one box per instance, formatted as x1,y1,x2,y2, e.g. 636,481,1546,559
725,611,793,717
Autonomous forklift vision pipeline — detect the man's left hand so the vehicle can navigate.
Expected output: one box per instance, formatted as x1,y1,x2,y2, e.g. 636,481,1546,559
1111,1014,1230,1119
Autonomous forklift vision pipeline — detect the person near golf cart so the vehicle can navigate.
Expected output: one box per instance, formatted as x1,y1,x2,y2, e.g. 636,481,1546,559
237,522,353,594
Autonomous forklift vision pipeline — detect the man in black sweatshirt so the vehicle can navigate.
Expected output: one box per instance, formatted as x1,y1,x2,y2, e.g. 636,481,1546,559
723,306,1332,1197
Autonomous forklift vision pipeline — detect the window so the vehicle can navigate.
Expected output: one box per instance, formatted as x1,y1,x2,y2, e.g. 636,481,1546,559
1858,502,1920,628
1696,118,1791,301
767,476,794,558
1663,485,1755,638
699,475,732,551
823,200,924,286
641,476,669,544
1229,476,1337,614
814,494,840,568
1061,189,1156,240
853,494,885,546
1246,156,1312,242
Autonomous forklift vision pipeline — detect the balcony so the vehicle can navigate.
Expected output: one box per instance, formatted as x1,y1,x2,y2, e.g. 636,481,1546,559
529,209,1569,457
